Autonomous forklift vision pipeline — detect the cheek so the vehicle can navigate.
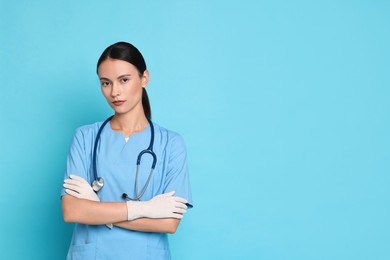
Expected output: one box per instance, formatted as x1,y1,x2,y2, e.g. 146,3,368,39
126,84,143,98
101,88,111,100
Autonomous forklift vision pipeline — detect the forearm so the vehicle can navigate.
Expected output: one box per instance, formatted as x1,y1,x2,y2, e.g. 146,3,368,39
62,195,127,225
114,218,181,234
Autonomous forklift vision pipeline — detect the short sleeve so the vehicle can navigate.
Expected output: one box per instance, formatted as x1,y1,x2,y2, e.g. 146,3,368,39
164,133,193,208
60,128,90,197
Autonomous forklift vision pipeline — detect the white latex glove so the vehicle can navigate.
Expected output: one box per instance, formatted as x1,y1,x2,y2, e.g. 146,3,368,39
63,175,99,201
126,191,188,221
63,175,113,229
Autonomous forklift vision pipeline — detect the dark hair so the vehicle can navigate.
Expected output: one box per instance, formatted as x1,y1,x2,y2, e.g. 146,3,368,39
97,42,151,119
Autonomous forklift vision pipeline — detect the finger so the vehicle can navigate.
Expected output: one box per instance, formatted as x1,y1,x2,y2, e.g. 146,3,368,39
70,175,88,184
63,183,83,193
174,208,187,214
174,202,188,210
63,182,79,189
68,175,81,182
65,189,81,198
170,213,183,219
173,196,188,204
64,179,82,186
66,178,91,189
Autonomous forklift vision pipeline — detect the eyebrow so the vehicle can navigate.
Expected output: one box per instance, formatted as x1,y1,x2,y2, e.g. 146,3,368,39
99,77,111,82
99,74,132,81
118,74,132,79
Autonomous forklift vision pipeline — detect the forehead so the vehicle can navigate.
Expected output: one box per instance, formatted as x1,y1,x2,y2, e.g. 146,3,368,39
97,59,138,77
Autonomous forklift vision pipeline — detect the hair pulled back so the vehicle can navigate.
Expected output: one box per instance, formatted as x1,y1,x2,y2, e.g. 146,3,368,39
97,42,151,119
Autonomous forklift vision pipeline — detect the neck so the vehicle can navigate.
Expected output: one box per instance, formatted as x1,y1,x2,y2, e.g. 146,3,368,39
110,107,149,136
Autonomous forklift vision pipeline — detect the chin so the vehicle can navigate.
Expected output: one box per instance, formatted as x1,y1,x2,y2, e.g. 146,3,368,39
113,107,132,115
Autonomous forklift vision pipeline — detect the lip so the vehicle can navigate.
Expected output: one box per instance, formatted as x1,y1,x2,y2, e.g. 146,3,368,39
112,100,126,106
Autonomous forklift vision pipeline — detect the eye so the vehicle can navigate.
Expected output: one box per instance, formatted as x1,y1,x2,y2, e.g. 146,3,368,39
120,78,129,84
101,81,110,87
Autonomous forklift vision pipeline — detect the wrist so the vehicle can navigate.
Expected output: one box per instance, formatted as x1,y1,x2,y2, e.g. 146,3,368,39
126,201,144,221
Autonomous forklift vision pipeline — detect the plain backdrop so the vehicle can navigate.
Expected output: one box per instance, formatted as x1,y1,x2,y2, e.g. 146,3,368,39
0,1,389,259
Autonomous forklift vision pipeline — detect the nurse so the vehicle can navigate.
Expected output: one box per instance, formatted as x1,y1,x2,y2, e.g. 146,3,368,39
61,42,193,259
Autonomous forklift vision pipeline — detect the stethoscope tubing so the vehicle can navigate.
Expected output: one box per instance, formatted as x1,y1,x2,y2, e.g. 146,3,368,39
92,115,114,183
92,116,157,201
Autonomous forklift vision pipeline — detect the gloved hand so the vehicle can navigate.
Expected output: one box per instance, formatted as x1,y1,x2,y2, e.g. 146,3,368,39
63,175,99,201
126,191,188,221
63,175,113,229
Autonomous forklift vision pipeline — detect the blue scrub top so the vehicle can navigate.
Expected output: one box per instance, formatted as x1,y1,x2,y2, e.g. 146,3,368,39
61,120,193,260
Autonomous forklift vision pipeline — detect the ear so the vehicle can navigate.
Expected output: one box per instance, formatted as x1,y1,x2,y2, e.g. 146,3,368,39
141,70,149,88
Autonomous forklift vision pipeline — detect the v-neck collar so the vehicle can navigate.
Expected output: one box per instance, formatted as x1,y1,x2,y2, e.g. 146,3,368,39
105,121,151,143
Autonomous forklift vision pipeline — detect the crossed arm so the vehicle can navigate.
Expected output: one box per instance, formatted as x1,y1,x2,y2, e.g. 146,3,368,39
62,176,185,237
62,195,181,234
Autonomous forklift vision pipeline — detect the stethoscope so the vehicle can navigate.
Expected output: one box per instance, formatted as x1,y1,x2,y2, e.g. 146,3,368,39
91,115,157,201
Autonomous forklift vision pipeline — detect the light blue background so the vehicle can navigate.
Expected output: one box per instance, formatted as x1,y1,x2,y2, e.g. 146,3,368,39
1,1,389,259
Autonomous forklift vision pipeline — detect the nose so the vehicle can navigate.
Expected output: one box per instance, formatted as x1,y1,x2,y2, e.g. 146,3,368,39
111,83,121,97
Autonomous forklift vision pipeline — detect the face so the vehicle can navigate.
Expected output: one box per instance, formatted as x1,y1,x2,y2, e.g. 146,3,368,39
98,58,149,115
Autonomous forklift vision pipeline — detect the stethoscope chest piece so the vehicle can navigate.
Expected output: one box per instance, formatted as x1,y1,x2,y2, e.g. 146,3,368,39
92,177,104,192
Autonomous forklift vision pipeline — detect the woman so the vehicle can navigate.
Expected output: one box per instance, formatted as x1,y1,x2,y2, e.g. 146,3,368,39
61,42,193,260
